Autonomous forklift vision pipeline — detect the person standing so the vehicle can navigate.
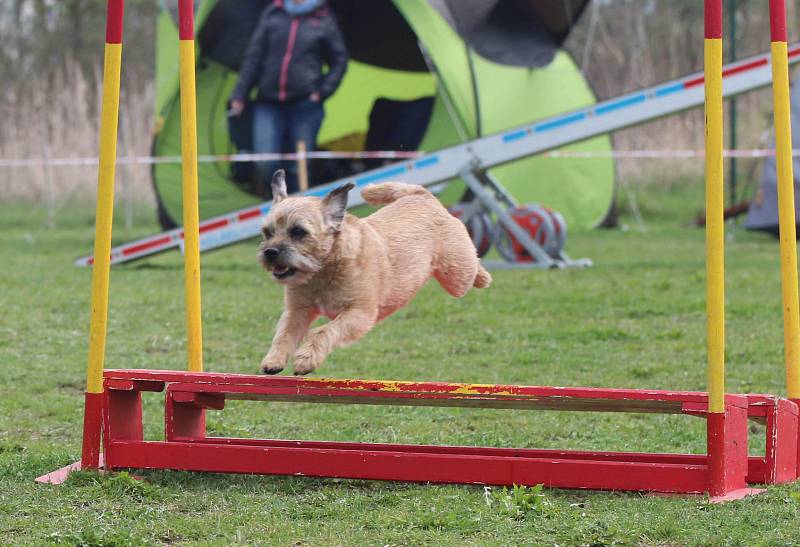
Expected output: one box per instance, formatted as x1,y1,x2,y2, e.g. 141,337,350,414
230,0,348,195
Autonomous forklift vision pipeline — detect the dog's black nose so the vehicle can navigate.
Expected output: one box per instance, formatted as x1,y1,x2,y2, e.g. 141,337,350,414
263,247,279,261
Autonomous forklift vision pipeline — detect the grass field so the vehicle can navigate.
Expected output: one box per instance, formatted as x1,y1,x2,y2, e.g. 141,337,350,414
3,183,800,545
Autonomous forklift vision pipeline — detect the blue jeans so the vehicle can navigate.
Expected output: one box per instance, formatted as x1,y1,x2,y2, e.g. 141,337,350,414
252,99,324,196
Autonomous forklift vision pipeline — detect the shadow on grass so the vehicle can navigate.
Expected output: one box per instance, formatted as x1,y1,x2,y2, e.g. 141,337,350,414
131,468,426,495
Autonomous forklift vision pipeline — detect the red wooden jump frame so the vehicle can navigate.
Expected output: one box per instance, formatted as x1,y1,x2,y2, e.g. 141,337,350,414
37,369,782,499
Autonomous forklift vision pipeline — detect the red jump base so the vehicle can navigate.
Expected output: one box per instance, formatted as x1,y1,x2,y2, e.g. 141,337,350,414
43,370,799,496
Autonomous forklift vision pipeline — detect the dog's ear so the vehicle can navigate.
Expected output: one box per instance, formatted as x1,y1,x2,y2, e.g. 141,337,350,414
271,170,288,203
322,183,354,230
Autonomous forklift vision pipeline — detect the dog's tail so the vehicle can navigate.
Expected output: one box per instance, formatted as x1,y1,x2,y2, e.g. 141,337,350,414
361,182,431,206
473,265,492,289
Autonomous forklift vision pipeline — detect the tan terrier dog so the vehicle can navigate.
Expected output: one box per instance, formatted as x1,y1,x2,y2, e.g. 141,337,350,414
258,170,491,375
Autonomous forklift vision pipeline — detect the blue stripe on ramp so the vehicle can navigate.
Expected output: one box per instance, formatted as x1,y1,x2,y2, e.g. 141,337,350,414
654,83,684,97
502,130,527,143
534,112,587,133
414,156,439,169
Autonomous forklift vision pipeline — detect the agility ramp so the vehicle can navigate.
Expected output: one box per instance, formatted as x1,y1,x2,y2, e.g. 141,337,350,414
76,43,800,267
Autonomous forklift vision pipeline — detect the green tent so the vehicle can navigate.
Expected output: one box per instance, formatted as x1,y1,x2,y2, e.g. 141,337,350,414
152,0,614,230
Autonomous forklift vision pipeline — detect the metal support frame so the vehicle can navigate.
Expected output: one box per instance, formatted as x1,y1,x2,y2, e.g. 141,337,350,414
459,165,591,269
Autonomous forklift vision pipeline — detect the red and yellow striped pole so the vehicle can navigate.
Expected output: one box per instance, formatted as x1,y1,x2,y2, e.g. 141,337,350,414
81,0,124,469
178,0,204,373
768,0,800,478
768,0,800,403
704,0,728,496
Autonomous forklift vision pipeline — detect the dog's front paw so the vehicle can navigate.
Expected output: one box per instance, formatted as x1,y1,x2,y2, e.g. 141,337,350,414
292,343,324,375
260,353,286,375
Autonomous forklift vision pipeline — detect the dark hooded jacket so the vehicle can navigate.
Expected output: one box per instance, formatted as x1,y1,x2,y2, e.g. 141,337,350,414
231,0,348,103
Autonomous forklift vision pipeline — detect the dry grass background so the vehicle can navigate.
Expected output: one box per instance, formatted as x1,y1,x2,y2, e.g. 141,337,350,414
0,61,155,206
0,0,157,218
0,0,798,218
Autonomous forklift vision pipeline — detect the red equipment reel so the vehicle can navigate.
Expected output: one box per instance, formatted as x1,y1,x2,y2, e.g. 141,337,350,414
494,204,567,262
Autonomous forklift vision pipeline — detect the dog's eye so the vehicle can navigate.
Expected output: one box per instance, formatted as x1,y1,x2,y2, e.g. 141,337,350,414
289,226,307,240
262,227,273,239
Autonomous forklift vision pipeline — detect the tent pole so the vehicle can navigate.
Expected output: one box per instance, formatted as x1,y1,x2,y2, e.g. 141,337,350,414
465,45,482,137
417,41,469,143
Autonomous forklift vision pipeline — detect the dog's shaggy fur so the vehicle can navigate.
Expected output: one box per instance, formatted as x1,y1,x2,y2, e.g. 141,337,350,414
258,170,491,375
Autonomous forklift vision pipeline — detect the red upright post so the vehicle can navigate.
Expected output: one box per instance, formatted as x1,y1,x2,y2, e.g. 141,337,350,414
81,0,125,470
767,0,800,481
703,0,732,498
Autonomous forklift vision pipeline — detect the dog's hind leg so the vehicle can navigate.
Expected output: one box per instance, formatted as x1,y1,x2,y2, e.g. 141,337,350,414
432,217,490,297
433,261,480,298
473,265,492,288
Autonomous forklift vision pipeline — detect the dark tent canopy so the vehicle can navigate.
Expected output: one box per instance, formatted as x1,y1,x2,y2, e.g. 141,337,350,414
196,0,589,72
427,0,589,67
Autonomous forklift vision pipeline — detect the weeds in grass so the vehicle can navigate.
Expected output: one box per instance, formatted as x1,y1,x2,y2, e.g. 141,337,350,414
48,528,140,547
486,484,551,520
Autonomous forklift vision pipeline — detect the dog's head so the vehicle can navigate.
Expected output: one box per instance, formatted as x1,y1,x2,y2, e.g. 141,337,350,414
258,170,354,286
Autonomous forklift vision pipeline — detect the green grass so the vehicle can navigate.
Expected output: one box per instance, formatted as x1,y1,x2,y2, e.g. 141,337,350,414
2,184,800,545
